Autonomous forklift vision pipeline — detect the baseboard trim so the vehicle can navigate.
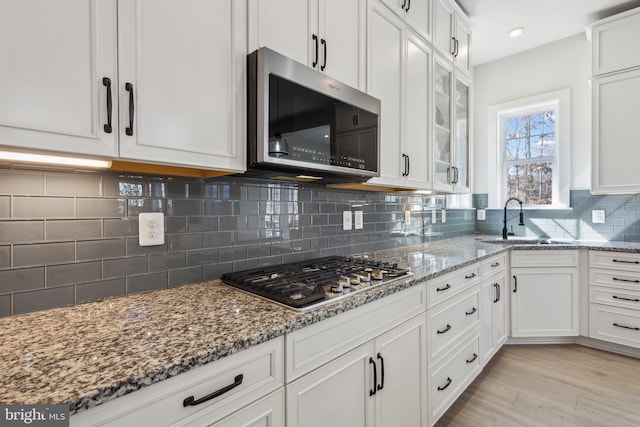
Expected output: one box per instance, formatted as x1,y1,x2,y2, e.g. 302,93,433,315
504,335,640,359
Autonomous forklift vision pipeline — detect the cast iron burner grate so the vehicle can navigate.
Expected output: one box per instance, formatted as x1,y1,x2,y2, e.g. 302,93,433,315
220,255,412,310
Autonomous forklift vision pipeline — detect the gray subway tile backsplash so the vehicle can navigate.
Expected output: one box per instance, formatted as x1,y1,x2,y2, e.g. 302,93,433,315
0,168,477,317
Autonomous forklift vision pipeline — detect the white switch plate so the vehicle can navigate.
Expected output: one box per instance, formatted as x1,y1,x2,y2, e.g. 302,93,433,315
477,209,486,221
404,210,411,223
343,210,353,230
592,210,606,224
139,212,165,246
431,210,437,223
354,211,363,229
441,209,446,223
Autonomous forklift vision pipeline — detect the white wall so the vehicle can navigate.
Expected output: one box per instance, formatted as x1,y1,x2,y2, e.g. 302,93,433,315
472,33,591,194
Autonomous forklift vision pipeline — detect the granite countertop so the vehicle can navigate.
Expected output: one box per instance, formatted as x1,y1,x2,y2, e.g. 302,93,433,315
1,235,640,414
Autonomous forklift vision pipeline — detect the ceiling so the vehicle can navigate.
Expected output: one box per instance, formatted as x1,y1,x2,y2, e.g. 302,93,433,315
455,0,640,66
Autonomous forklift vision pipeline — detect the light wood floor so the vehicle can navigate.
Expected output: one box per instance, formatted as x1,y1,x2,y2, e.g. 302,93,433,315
435,344,640,427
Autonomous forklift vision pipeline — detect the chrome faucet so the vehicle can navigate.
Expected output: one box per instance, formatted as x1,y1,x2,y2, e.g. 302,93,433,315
503,197,525,240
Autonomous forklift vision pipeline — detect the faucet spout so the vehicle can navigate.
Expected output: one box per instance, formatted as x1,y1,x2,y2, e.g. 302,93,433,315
503,197,524,240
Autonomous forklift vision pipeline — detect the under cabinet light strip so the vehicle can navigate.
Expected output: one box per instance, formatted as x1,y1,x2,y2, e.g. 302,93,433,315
0,151,112,168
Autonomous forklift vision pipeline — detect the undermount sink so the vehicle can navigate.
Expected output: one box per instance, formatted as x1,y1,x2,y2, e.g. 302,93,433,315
482,238,576,245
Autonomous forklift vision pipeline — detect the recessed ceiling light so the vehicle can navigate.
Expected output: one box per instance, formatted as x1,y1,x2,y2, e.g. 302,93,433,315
508,27,525,38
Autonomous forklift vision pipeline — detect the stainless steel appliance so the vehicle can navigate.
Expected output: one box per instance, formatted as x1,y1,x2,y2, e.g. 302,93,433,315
246,47,381,183
220,256,412,310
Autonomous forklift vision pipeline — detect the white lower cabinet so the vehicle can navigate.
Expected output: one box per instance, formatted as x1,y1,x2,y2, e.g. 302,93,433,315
480,260,508,363
589,250,640,349
70,337,284,427
285,285,427,427
510,250,580,337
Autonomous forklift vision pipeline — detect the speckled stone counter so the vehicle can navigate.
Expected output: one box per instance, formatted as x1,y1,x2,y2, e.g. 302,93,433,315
1,235,640,415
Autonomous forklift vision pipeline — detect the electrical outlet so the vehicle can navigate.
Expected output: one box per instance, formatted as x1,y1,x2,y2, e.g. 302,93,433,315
404,210,411,223
441,209,446,223
354,211,363,229
592,210,606,224
343,210,353,230
139,212,165,246
431,210,437,223
477,209,486,221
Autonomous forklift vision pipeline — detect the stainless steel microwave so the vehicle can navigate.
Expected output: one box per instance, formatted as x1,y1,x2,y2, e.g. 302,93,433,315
247,47,381,183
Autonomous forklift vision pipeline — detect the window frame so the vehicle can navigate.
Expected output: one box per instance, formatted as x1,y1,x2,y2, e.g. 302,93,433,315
487,89,570,209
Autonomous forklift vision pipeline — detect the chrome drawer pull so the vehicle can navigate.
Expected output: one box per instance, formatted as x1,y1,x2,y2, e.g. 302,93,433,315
437,377,452,391
613,259,640,264
465,273,477,279
465,307,477,316
613,277,640,283
436,284,451,292
466,353,478,364
183,374,243,407
613,295,640,302
613,323,640,331
437,324,452,334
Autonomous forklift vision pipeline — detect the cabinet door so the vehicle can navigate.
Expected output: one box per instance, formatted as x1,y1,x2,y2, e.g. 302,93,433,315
591,69,640,194
375,315,427,427
247,0,311,66
433,0,454,59
0,0,118,157
452,75,470,193
118,0,246,171
433,57,453,191
590,11,640,76
321,0,365,89
366,2,405,187
480,273,507,364
405,0,431,42
286,343,375,427
403,31,432,189
454,17,471,75
511,268,579,337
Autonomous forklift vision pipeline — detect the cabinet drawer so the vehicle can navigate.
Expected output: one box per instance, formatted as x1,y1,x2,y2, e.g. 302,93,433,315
590,251,640,272
481,252,507,275
590,285,640,309
511,250,578,267
589,267,640,290
427,285,481,365
428,334,481,425
427,264,480,308
71,337,284,427
285,285,426,381
590,303,640,349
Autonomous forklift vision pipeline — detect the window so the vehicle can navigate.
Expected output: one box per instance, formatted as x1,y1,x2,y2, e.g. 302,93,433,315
487,89,570,208
503,110,555,204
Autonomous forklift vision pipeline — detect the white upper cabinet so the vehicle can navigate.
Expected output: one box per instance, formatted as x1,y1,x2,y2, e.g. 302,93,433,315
117,0,246,171
433,57,469,193
248,0,366,90
379,0,431,42
588,8,640,194
366,1,432,190
433,0,471,75
0,0,118,158
587,7,640,76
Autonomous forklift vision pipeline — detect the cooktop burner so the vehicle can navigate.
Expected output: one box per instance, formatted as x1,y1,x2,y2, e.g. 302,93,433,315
220,256,412,310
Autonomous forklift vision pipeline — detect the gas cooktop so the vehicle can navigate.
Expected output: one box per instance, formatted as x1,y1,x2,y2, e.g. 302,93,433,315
220,255,412,311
